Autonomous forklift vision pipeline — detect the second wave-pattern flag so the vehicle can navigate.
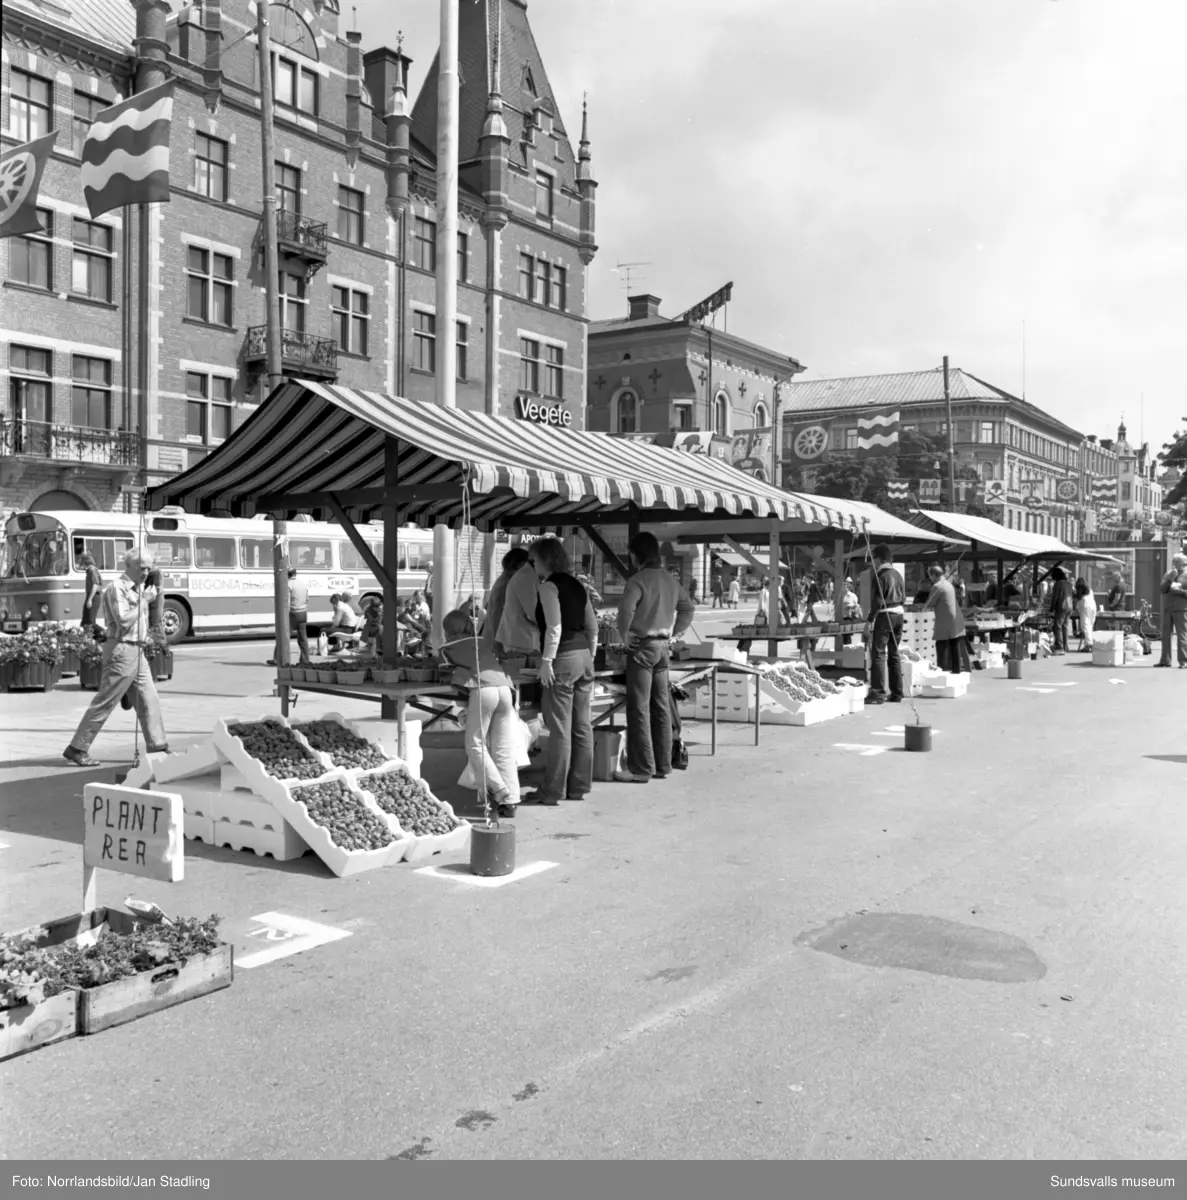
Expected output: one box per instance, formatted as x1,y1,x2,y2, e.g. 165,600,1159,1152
81,80,175,219
855,407,900,457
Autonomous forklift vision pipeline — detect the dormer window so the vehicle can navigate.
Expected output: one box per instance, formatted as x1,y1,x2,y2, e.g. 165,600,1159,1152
523,67,537,96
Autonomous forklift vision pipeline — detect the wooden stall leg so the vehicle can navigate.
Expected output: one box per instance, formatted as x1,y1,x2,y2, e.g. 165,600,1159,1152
397,696,407,762
711,665,717,756
279,683,290,718
754,670,761,747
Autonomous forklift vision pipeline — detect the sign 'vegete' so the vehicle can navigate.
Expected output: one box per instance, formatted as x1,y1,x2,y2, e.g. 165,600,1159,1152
515,394,572,428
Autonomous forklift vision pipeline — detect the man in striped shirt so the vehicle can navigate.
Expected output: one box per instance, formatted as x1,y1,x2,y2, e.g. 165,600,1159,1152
64,550,169,767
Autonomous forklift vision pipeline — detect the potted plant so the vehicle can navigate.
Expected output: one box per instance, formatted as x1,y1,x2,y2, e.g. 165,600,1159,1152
904,689,931,752
77,633,104,690
144,627,173,682
0,630,64,692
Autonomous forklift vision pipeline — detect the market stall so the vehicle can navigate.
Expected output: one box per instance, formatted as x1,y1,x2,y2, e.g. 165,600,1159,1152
901,510,1123,653
145,380,869,781
652,501,964,669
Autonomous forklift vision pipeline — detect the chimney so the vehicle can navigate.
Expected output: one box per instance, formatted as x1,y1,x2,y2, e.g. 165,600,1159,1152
628,294,662,321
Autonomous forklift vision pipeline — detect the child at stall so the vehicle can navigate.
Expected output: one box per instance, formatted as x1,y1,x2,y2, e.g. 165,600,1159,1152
440,609,519,818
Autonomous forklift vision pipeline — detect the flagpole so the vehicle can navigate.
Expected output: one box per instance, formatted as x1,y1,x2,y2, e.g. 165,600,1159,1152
943,355,956,511
431,0,460,651
256,0,289,672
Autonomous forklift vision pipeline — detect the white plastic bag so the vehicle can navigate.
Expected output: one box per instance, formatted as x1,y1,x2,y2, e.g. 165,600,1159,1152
457,716,535,789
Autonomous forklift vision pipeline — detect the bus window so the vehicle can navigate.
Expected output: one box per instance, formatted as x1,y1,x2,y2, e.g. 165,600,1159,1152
290,539,333,569
339,541,382,571
195,536,237,569
146,536,192,568
72,535,135,572
240,538,271,570
401,541,419,569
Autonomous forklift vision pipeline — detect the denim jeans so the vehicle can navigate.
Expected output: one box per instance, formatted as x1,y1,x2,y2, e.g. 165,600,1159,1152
540,648,594,801
625,639,672,776
870,612,903,700
70,644,168,754
290,611,311,664
1052,613,1069,652
465,685,519,805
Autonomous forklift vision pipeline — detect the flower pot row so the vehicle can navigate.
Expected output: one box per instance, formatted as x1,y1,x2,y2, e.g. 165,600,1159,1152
0,661,61,693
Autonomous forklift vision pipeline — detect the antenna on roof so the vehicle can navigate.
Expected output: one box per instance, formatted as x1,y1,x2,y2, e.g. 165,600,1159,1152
612,261,653,312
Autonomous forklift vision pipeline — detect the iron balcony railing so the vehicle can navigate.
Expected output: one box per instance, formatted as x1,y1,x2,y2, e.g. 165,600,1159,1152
275,210,329,259
245,326,339,374
0,418,140,466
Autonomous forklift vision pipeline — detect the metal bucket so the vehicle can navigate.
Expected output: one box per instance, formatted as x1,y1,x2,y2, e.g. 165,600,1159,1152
470,822,516,877
904,723,932,753
1007,660,1023,680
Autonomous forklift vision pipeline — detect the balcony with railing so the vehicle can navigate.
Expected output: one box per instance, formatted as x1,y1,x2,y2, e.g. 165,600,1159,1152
276,210,329,271
244,326,339,381
0,418,141,486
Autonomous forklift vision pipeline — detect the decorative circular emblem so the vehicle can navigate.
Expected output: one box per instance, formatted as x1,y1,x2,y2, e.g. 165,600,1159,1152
793,425,829,460
1056,480,1079,502
0,151,35,226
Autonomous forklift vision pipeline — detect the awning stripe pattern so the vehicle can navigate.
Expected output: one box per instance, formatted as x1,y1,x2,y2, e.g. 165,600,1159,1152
147,381,867,532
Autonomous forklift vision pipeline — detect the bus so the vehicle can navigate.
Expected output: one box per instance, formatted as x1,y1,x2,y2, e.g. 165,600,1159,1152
1,510,436,643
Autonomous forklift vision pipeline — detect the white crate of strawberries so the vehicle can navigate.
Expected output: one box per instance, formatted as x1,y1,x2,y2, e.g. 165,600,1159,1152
213,717,400,877
755,663,848,725
354,761,469,864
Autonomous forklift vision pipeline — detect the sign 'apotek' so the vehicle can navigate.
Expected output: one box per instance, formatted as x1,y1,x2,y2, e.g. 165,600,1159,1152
515,394,572,427
83,783,184,883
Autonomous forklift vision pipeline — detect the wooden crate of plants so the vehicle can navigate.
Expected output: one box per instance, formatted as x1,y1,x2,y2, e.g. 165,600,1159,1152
1,908,232,1059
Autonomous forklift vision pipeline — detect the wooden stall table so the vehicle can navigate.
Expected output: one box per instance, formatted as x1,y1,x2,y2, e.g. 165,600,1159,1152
278,678,456,761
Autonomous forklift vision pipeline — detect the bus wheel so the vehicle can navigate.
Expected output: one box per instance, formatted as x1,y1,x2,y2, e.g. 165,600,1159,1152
161,599,191,644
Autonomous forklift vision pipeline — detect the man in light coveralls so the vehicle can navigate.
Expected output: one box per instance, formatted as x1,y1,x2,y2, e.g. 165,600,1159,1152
63,549,170,767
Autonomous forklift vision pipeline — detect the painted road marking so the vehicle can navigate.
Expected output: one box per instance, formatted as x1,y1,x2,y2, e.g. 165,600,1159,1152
1017,687,1057,694
875,726,940,736
0,842,9,850
1043,682,1079,687
415,860,559,889
235,911,353,969
833,743,890,757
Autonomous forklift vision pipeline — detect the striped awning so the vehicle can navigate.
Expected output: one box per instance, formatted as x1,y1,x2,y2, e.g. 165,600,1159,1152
907,510,1122,562
147,381,867,533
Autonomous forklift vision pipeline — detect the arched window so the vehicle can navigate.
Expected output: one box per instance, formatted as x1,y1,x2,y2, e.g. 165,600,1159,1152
753,401,769,428
713,392,730,437
616,389,638,434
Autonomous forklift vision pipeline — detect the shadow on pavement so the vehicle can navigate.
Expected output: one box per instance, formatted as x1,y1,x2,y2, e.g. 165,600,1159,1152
1144,755,1187,764
183,837,335,878
0,770,105,844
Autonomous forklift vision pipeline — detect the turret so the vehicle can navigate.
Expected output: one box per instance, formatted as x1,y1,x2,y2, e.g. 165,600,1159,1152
366,41,412,218
479,1,510,229
133,0,170,91
576,95,598,265
345,29,362,167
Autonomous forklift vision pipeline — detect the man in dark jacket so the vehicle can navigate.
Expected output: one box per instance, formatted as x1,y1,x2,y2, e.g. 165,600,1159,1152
866,543,905,705
1048,567,1073,655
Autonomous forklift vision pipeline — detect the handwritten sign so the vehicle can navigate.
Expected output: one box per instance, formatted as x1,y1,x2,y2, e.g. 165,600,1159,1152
83,784,184,883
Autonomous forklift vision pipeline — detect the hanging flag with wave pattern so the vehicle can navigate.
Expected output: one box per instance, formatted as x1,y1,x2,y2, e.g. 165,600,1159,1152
81,81,175,219
885,479,910,502
855,406,900,457
1090,476,1118,505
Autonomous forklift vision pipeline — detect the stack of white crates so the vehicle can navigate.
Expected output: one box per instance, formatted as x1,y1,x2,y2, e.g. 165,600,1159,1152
901,610,936,657
1092,631,1125,667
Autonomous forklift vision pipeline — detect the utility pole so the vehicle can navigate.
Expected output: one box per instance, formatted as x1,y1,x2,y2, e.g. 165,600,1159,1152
430,0,460,650
257,2,288,667
943,356,956,511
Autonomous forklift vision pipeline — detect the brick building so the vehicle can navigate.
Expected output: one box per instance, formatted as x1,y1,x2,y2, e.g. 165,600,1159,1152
586,293,804,446
1,0,596,518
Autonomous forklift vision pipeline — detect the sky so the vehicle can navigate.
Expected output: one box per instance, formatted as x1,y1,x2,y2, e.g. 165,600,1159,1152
354,0,1187,458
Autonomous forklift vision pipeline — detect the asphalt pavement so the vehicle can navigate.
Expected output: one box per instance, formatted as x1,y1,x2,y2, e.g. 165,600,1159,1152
2,621,1184,1160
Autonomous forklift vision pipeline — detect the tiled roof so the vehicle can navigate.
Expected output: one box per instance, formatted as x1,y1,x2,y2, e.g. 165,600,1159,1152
409,0,577,190
783,368,1083,439
8,0,135,52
